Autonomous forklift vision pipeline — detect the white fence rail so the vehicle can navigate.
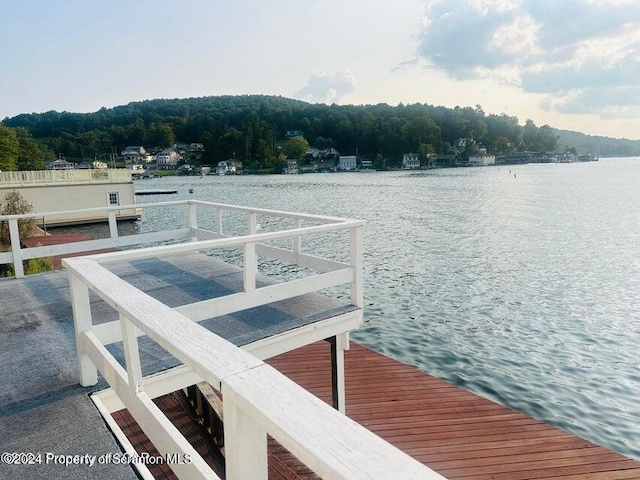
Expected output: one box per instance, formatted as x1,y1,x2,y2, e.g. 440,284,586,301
1,199,354,278
0,168,131,186
63,203,445,479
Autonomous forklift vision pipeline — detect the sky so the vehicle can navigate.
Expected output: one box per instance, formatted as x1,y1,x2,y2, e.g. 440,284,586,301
2,0,640,140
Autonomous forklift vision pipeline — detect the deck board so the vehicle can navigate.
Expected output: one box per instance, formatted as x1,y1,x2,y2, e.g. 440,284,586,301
265,341,640,480
110,340,640,479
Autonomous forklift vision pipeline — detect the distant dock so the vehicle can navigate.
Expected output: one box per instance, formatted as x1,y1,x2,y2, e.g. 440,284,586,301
135,189,178,195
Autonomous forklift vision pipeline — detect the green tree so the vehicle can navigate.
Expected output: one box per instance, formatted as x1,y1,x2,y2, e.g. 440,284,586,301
537,125,559,153
283,136,309,160
147,123,175,148
0,124,19,171
523,119,539,150
0,190,36,248
418,143,434,167
15,127,47,170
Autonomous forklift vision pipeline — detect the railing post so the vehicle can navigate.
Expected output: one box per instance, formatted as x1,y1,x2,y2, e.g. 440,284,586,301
69,274,98,386
188,202,198,241
244,242,257,292
247,212,257,235
350,225,364,308
108,210,119,239
293,218,302,253
244,212,258,292
216,207,223,236
329,333,349,414
222,396,268,480
120,315,143,392
8,218,24,278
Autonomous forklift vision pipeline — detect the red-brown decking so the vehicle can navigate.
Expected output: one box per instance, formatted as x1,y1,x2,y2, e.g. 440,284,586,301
22,232,116,268
112,342,640,480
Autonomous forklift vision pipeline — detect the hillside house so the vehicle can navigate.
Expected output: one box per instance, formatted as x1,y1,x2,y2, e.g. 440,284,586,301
156,150,182,170
121,146,147,164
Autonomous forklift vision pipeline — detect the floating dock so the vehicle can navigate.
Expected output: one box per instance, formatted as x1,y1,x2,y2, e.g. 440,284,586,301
135,189,178,195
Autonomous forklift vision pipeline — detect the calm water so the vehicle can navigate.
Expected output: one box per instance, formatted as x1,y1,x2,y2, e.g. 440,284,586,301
76,158,640,459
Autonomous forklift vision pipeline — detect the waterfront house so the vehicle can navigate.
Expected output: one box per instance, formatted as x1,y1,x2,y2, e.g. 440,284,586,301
402,153,420,169
92,159,109,169
360,160,373,170
156,149,182,170
216,160,242,175
284,159,299,174
338,155,357,171
468,153,496,166
48,158,75,170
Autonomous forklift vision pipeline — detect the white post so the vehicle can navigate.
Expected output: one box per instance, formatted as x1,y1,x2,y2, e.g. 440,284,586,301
247,212,257,235
8,218,24,278
120,315,143,392
188,203,198,241
350,225,364,308
332,332,349,414
216,207,223,235
108,210,119,239
293,218,302,253
244,213,258,291
69,274,98,386
222,397,268,480
244,242,256,292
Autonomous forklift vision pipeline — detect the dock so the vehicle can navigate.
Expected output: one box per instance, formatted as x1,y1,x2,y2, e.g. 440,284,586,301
135,189,178,195
2,199,639,480
21,232,116,269
109,341,640,480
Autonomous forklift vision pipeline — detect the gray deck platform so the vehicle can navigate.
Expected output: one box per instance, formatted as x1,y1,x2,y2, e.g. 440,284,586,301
0,254,356,479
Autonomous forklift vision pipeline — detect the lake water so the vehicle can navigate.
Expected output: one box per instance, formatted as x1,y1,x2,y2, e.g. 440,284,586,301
75,158,640,459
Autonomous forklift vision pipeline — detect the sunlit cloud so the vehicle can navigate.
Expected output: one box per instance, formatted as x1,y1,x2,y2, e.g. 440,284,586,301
294,69,357,104
414,0,640,120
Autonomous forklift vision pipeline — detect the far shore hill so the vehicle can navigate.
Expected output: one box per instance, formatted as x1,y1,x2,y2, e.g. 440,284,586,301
2,95,640,174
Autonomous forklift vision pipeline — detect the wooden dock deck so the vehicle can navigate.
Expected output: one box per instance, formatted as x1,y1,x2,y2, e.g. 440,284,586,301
113,341,640,479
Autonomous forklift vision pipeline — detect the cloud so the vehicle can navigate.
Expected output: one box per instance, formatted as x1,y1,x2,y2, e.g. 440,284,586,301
414,0,640,119
294,69,357,104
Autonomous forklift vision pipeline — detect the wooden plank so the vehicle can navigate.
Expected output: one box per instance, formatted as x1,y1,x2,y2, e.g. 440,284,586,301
266,342,640,480
222,364,446,480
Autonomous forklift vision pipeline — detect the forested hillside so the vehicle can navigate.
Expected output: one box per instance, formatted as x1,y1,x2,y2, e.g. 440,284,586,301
554,129,640,157
3,95,640,170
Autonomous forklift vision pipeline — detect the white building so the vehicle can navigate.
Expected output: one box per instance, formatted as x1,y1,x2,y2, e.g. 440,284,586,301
402,153,420,169
216,160,242,175
122,146,147,164
338,156,357,171
156,150,182,170
284,159,299,174
49,159,75,170
468,154,496,166
0,169,138,226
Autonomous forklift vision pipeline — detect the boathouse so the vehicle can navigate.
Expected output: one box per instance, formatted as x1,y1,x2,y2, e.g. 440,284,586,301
0,169,138,226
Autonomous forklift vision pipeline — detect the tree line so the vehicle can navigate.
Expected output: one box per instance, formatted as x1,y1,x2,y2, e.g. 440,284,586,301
2,95,639,171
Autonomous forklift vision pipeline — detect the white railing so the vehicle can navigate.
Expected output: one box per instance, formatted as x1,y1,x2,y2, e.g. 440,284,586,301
63,204,445,479
0,168,131,186
1,199,370,278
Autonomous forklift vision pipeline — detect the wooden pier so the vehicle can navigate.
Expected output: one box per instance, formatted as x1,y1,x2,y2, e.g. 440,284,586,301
113,341,640,480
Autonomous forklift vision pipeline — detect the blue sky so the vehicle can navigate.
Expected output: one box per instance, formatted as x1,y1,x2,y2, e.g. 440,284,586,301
2,0,640,140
